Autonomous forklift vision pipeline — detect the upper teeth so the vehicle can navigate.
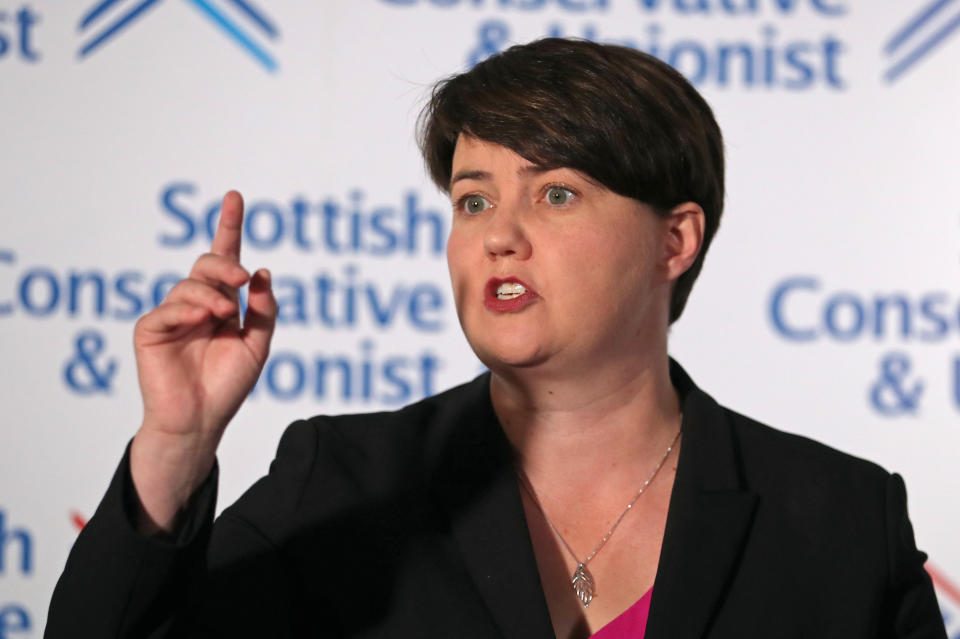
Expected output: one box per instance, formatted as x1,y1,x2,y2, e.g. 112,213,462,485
496,282,526,299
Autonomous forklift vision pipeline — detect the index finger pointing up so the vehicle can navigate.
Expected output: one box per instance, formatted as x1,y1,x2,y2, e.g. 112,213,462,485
211,190,244,260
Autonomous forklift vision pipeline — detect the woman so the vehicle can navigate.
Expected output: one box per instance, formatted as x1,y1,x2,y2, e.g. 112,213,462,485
46,39,945,638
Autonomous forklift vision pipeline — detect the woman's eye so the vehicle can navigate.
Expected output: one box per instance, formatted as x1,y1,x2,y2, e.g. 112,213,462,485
545,186,575,206
462,195,491,215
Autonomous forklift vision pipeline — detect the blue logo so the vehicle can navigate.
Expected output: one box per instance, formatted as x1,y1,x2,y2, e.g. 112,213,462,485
884,0,960,82
77,0,279,72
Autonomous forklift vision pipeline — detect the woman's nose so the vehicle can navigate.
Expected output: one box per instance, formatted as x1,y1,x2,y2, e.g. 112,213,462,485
483,206,532,260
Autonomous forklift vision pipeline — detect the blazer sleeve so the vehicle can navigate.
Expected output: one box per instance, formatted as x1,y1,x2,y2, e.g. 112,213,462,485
45,420,321,639
884,472,947,639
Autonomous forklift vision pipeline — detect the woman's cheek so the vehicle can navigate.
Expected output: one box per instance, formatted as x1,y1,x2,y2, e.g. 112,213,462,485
446,236,472,317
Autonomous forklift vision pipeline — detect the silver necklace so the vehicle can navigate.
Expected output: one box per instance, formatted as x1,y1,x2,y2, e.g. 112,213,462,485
516,427,681,609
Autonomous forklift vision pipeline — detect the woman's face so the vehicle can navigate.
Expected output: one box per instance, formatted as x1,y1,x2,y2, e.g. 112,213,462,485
447,135,675,375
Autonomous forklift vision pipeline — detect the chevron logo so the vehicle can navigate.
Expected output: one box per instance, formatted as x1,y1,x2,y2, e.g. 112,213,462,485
77,0,279,72
883,0,960,82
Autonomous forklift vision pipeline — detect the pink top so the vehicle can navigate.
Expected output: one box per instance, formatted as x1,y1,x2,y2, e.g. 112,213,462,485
589,587,653,639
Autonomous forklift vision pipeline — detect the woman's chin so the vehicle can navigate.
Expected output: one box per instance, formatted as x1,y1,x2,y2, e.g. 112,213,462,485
461,316,554,370
471,341,549,372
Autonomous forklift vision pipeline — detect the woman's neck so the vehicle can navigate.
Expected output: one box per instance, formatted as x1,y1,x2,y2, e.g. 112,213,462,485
490,351,682,499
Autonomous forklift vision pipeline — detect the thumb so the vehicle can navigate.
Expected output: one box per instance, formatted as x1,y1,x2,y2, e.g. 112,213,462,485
242,268,277,363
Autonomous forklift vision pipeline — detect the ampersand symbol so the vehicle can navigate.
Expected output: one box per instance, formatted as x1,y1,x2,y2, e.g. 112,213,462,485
468,20,510,67
63,330,117,394
869,352,923,416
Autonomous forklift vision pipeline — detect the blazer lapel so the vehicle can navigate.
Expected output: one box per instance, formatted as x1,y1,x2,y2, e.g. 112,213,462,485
428,375,556,639
645,363,759,639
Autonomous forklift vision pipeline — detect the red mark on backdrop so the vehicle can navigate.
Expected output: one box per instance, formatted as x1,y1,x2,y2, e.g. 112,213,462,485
927,562,960,608
70,511,87,532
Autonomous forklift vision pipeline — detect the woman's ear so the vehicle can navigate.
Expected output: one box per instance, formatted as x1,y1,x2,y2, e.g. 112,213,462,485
662,202,705,282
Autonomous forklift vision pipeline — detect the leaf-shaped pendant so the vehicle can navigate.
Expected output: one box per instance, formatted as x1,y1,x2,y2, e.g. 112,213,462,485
571,562,595,608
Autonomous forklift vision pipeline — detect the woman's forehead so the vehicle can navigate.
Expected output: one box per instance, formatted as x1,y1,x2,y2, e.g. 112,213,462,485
451,136,592,183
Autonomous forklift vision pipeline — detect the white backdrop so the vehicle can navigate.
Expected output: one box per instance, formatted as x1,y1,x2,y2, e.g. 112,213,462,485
1,1,959,635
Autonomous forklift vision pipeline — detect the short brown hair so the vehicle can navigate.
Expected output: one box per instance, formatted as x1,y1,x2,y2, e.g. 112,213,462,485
418,38,724,324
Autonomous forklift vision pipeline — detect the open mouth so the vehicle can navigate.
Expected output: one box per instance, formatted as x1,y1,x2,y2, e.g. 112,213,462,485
485,277,538,312
496,282,527,300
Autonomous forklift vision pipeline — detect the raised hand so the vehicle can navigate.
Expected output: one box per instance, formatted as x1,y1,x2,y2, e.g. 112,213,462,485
129,191,277,534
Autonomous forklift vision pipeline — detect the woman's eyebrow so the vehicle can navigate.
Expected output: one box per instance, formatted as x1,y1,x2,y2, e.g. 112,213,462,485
518,165,552,177
450,165,556,189
449,170,491,188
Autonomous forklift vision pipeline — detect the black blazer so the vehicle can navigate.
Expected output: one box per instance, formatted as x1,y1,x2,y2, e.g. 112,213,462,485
46,362,946,638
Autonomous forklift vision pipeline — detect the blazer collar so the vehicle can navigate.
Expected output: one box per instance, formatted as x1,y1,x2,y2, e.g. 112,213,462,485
428,362,758,639
427,374,555,639
645,361,759,639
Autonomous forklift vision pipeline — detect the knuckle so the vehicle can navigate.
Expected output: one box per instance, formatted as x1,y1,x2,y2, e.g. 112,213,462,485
135,305,166,332
190,253,216,273
167,279,192,298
